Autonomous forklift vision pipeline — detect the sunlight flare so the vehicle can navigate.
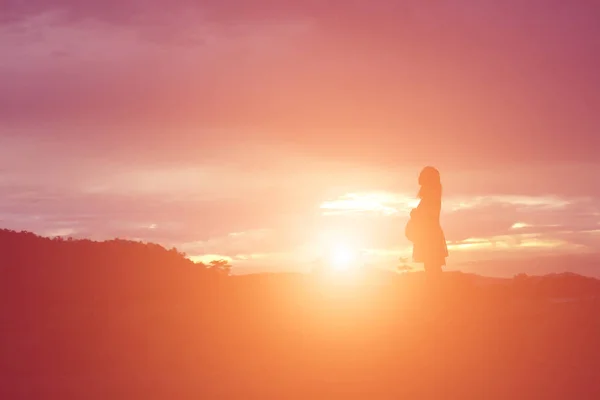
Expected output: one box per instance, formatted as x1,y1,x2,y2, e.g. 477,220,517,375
329,244,358,271
319,192,417,216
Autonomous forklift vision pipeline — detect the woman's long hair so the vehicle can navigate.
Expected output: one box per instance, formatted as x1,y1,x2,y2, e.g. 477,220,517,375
417,166,442,199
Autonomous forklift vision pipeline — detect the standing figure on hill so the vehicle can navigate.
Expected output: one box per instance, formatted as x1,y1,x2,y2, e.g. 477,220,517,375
405,166,448,275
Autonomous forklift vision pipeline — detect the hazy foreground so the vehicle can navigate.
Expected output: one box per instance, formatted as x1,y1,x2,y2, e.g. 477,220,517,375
1,229,599,399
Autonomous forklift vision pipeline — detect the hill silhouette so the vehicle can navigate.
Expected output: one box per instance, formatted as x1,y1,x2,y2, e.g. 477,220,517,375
1,229,600,399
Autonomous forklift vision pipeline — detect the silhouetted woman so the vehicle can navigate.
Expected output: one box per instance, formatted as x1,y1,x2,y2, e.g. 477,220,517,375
406,166,448,274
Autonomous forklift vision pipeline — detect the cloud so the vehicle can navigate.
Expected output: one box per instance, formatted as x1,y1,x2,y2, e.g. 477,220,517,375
180,229,278,258
442,196,600,241
319,192,417,216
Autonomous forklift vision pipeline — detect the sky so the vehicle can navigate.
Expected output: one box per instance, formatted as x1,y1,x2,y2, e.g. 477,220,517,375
1,0,599,274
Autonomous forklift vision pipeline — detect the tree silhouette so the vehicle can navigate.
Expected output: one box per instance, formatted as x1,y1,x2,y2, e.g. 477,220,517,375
397,257,413,273
209,259,232,275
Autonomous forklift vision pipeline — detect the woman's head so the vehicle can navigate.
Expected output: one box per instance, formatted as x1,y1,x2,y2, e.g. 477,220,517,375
418,166,440,186
418,166,442,198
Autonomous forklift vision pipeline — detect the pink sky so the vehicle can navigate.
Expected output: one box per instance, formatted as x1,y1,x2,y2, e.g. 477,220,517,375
1,1,599,274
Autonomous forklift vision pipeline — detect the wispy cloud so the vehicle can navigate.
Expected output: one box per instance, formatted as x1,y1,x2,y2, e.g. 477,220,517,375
320,192,417,216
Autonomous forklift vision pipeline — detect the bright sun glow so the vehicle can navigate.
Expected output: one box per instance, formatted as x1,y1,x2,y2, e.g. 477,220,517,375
329,245,358,272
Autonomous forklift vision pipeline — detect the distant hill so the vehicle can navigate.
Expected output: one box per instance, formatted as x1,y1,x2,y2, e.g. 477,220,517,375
0,228,225,304
451,253,600,278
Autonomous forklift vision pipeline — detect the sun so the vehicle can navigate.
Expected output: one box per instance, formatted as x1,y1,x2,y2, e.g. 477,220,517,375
328,244,358,272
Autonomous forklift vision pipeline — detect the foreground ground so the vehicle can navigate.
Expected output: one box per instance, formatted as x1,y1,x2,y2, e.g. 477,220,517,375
2,271,600,399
